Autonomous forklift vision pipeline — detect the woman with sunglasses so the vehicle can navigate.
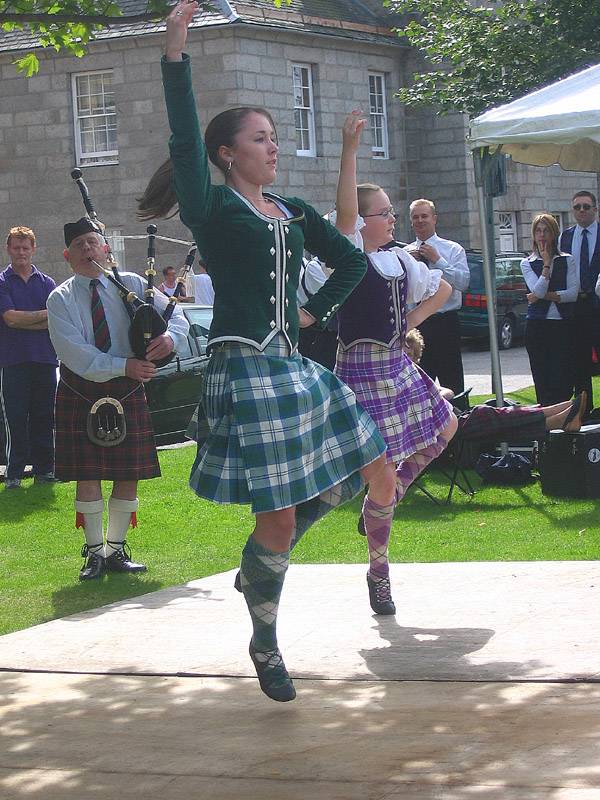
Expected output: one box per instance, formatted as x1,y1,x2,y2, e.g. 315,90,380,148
521,213,579,406
331,112,458,615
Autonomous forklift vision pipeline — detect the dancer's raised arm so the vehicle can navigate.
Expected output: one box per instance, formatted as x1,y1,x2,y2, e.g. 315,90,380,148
335,111,366,235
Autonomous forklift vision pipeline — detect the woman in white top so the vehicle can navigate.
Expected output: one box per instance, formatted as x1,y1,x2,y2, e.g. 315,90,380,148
520,213,578,405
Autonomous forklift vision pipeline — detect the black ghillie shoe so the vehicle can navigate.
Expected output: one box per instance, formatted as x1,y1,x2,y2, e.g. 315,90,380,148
357,513,366,536
104,541,147,574
234,570,242,592
367,573,396,615
249,642,296,702
79,544,105,581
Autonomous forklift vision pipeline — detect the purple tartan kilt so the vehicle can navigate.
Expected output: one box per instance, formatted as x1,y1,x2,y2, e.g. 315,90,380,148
55,365,160,482
335,341,453,462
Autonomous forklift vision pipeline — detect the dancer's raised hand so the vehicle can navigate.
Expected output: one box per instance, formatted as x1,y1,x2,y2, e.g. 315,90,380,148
341,110,366,154
165,1,199,61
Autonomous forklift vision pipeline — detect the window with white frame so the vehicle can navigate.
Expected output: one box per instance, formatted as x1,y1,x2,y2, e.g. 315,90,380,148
496,211,517,252
292,63,316,157
369,72,388,159
72,71,118,166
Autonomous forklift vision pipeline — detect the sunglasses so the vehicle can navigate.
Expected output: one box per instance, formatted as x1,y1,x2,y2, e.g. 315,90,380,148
363,206,397,219
572,203,595,211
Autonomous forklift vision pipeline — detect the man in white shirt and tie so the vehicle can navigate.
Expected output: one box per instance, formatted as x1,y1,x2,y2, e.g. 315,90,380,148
406,198,470,395
47,218,189,581
559,190,600,411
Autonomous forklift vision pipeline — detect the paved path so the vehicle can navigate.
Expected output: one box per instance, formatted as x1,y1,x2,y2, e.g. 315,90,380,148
2,562,600,799
462,344,532,396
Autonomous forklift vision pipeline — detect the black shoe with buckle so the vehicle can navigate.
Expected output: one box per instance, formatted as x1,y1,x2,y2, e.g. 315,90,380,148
79,544,105,581
104,541,147,574
367,573,396,615
249,642,296,702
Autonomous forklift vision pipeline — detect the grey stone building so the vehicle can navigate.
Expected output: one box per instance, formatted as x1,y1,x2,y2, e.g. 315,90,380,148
0,0,596,281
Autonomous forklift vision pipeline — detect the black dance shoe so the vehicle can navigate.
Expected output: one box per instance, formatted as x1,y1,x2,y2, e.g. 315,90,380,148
249,642,296,702
104,542,147,574
79,545,105,581
367,573,396,615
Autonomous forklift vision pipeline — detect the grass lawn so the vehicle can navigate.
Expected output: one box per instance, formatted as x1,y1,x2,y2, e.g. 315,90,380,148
1,383,599,636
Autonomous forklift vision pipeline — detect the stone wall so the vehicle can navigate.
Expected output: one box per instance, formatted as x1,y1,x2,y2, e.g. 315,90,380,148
0,27,405,282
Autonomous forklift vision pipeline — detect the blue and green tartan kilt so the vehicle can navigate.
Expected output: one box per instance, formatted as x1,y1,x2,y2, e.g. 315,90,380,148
187,335,386,513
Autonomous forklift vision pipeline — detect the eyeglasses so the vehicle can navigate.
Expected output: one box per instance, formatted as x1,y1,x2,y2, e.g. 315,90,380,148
572,203,595,211
363,206,397,219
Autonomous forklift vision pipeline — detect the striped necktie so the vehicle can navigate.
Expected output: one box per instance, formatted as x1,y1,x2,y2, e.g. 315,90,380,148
580,228,591,292
90,278,111,352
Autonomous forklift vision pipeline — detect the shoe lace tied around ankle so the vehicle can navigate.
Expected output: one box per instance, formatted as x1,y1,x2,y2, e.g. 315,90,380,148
80,542,103,561
374,577,392,603
253,648,289,683
106,540,131,561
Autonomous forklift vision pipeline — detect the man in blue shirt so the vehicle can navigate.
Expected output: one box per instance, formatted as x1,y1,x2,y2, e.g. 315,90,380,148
0,226,58,489
559,190,600,411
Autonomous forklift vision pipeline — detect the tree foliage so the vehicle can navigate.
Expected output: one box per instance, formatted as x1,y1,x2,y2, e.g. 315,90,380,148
0,1,233,75
388,0,600,115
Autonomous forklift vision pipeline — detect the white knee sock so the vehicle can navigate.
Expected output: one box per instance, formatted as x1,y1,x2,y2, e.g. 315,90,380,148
105,497,138,556
75,499,105,551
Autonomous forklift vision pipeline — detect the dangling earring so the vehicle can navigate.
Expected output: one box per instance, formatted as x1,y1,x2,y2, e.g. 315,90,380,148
226,161,233,173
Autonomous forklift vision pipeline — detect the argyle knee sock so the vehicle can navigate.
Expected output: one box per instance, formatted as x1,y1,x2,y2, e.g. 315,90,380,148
362,495,395,580
291,472,364,550
240,536,289,653
75,498,104,551
395,435,448,503
105,496,138,556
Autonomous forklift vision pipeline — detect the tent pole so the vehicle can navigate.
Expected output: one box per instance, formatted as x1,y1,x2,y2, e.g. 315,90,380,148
473,149,505,409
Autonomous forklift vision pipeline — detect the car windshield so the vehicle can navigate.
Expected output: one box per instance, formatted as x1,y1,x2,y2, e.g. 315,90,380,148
185,306,213,353
466,257,484,292
466,256,524,293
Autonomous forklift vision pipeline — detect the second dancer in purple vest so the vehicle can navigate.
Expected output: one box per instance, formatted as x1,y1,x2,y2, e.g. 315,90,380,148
333,112,458,615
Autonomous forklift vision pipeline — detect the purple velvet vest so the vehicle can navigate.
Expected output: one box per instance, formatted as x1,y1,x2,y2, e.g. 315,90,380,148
338,253,408,349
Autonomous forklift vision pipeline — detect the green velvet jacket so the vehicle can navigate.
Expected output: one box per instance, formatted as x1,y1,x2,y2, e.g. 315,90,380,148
162,55,367,352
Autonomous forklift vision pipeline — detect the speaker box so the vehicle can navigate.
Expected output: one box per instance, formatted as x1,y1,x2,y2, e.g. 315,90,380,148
538,425,600,498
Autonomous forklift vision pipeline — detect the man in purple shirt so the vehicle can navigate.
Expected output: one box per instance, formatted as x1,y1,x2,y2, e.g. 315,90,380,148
0,226,58,489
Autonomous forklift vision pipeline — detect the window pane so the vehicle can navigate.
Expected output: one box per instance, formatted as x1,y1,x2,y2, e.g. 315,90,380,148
74,71,118,162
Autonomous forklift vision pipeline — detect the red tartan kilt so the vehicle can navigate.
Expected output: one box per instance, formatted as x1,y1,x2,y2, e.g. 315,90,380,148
55,365,161,481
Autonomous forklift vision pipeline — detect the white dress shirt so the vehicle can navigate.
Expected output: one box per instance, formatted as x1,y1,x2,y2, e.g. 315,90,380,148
47,271,189,383
405,232,469,313
569,219,598,280
520,253,578,320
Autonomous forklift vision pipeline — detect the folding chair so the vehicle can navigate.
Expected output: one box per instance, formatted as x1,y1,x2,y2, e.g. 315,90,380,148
412,387,476,505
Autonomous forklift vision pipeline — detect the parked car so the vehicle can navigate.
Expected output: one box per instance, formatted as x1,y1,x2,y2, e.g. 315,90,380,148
146,304,212,445
459,251,528,349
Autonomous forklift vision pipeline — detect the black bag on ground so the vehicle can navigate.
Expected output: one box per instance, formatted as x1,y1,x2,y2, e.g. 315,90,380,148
475,452,535,486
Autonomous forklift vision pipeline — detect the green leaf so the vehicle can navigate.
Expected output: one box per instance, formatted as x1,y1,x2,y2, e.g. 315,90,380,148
13,51,40,76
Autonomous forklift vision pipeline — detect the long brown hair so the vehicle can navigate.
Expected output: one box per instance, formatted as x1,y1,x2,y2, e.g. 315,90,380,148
137,106,277,221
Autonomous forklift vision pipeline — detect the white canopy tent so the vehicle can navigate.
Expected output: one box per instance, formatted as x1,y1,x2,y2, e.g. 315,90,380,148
467,63,600,403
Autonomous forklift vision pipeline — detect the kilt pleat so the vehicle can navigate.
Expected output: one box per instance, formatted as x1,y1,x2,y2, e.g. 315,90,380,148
188,335,386,513
335,341,453,463
55,365,160,481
